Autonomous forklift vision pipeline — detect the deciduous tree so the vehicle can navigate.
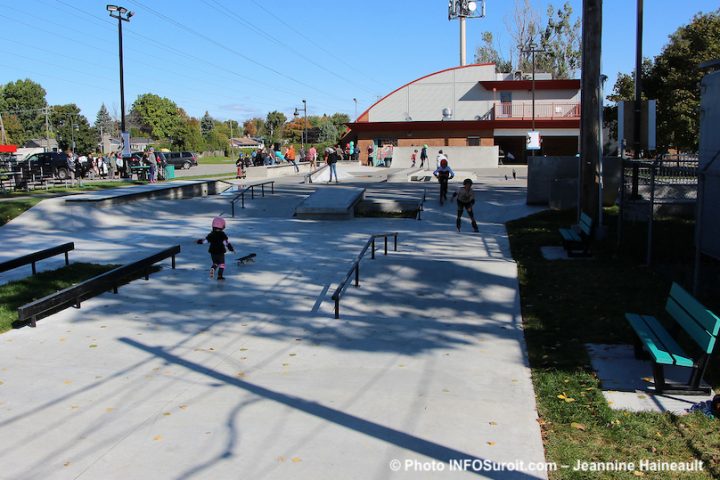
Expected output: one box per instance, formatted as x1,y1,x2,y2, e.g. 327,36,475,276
474,32,512,72
0,79,48,145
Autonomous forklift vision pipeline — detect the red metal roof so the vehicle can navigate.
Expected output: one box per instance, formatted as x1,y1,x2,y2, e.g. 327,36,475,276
345,118,579,132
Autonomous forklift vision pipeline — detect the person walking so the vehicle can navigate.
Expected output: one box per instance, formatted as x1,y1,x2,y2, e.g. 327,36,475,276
367,143,374,166
146,147,157,183
308,144,318,168
325,145,339,183
196,216,235,281
411,149,418,167
433,158,455,205
420,144,428,168
451,178,479,233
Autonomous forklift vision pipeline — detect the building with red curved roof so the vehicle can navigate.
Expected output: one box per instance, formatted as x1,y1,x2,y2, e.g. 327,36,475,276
344,63,580,164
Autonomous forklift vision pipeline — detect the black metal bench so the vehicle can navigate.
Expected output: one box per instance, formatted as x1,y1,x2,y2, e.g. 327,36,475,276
626,282,719,394
0,242,74,275
558,211,593,257
17,245,180,327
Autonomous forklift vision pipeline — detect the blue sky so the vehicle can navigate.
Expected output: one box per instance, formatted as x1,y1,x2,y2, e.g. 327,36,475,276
0,0,717,125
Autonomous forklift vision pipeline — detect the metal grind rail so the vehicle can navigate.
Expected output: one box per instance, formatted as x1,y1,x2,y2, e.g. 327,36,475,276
230,180,275,217
331,232,398,319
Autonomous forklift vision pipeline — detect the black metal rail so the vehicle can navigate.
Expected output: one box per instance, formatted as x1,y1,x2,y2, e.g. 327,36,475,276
17,245,180,327
230,180,275,216
0,242,74,275
331,233,398,319
416,188,427,220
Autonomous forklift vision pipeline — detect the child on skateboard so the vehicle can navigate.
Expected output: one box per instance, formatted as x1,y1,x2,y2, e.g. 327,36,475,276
196,217,234,280
451,178,479,232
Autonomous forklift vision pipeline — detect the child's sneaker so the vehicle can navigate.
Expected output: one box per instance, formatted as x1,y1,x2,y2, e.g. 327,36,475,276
473,225,479,233
217,275,225,281
209,267,215,279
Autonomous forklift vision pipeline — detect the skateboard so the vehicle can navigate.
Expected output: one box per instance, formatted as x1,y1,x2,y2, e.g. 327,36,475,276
237,253,257,265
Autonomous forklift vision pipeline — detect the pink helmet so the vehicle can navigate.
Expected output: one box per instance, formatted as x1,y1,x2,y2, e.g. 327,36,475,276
212,217,226,229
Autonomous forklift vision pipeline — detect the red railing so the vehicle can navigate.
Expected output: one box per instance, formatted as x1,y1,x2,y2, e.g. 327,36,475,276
493,102,580,120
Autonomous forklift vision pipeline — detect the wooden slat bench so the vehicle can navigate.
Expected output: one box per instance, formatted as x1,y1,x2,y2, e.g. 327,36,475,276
558,211,593,257
626,282,720,394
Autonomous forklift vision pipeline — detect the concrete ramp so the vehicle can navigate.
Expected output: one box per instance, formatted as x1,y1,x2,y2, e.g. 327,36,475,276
294,186,365,219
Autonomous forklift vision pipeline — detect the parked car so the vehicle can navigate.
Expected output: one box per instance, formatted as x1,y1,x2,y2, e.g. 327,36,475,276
24,152,73,179
164,151,198,169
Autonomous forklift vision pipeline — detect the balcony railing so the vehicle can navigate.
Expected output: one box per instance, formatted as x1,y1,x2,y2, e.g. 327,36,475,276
492,102,580,120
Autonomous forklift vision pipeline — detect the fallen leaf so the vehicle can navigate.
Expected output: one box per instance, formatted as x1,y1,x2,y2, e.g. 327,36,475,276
282,363,289,367
153,435,162,441
289,353,296,357
89,344,98,348
487,441,496,446
632,471,645,477
291,457,302,463
179,405,188,410
64,462,71,467
163,412,171,416
277,456,285,463
557,393,576,403
571,422,586,431
489,421,497,426
63,380,73,385
641,377,653,383
235,372,245,378
105,407,114,413
637,394,647,399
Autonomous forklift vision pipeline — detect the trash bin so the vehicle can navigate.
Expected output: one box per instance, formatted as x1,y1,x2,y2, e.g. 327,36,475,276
165,165,175,179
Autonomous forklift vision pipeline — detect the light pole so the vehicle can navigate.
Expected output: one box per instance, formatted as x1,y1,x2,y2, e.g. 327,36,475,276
520,41,546,133
448,0,486,66
353,98,358,119
106,4,133,160
293,99,307,150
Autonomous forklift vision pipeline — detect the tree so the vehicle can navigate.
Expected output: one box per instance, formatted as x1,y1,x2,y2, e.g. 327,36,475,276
174,112,203,151
644,9,720,151
94,104,115,138
506,0,541,71
329,113,350,127
201,111,214,137
537,2,581,79
243,117,265,138
0,79,48,145
51,104,95,153
265,111,286,144
475,32,512,72
318,118,338,143
129,93,184,140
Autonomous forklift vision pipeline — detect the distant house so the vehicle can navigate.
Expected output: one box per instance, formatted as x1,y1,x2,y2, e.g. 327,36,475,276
23,138,58,151
130,137,152,151
230,137,263,149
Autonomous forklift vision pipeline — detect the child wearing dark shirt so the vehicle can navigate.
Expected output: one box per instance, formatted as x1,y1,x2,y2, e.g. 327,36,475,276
196,216,234,280
451,178,479,233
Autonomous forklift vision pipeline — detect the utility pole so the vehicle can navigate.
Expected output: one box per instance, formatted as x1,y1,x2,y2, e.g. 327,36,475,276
579,0,603,223
448,0,486,66
45,107,51,152
631,0,643,198
519,41,546,133
0,112,6,144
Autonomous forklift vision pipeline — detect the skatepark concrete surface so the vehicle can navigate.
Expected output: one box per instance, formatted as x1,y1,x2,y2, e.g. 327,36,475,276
0,165,554,480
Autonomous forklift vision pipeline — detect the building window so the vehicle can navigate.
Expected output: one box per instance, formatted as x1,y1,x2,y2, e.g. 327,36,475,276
376,138,398,147
467,137,480,146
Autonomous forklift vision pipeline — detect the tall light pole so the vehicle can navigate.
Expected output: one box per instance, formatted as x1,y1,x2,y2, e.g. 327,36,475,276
448,0,486,66
107,4,133,160
520,41,546,133
293,100,307,150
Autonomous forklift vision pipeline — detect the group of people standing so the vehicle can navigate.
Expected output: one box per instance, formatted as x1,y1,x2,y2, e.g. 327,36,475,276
63,150,121,181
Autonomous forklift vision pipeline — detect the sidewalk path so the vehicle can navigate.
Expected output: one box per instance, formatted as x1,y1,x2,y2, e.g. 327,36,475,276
0,173,547,479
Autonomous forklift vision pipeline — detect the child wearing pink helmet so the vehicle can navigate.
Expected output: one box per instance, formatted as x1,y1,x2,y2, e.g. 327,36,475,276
196,216,234,280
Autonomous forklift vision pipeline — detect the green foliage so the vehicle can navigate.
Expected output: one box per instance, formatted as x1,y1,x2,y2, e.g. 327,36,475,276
318,120,338,143
94,103,115,138
243,117,265,137
265,111,286,144
200,111,214,137
537,2,581,79
0,198,42,226
0,79,48,145
129,93,185,141
174,115,203,151
474,32,512,72
50,104,95,153
645,9,720,151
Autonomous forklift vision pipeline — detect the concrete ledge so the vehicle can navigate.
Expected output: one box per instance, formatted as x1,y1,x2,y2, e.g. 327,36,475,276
64,180,225,206
246,162,312,179
295,186,365,220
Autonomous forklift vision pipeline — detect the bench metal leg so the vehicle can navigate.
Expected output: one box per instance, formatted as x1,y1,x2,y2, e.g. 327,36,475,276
172,255,176,269
652,363,666,394
334,298,340,319
32,261,37,275
30,316,37,328
355,264,359,287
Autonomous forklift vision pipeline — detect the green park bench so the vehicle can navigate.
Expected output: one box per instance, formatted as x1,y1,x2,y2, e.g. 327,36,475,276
626,282,720,394
558,211,593,257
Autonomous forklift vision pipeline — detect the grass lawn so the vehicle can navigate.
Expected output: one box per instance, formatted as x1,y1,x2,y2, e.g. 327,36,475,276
0,263,118,333
0,198,43,226
198,155,234,164
507,208,720,479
